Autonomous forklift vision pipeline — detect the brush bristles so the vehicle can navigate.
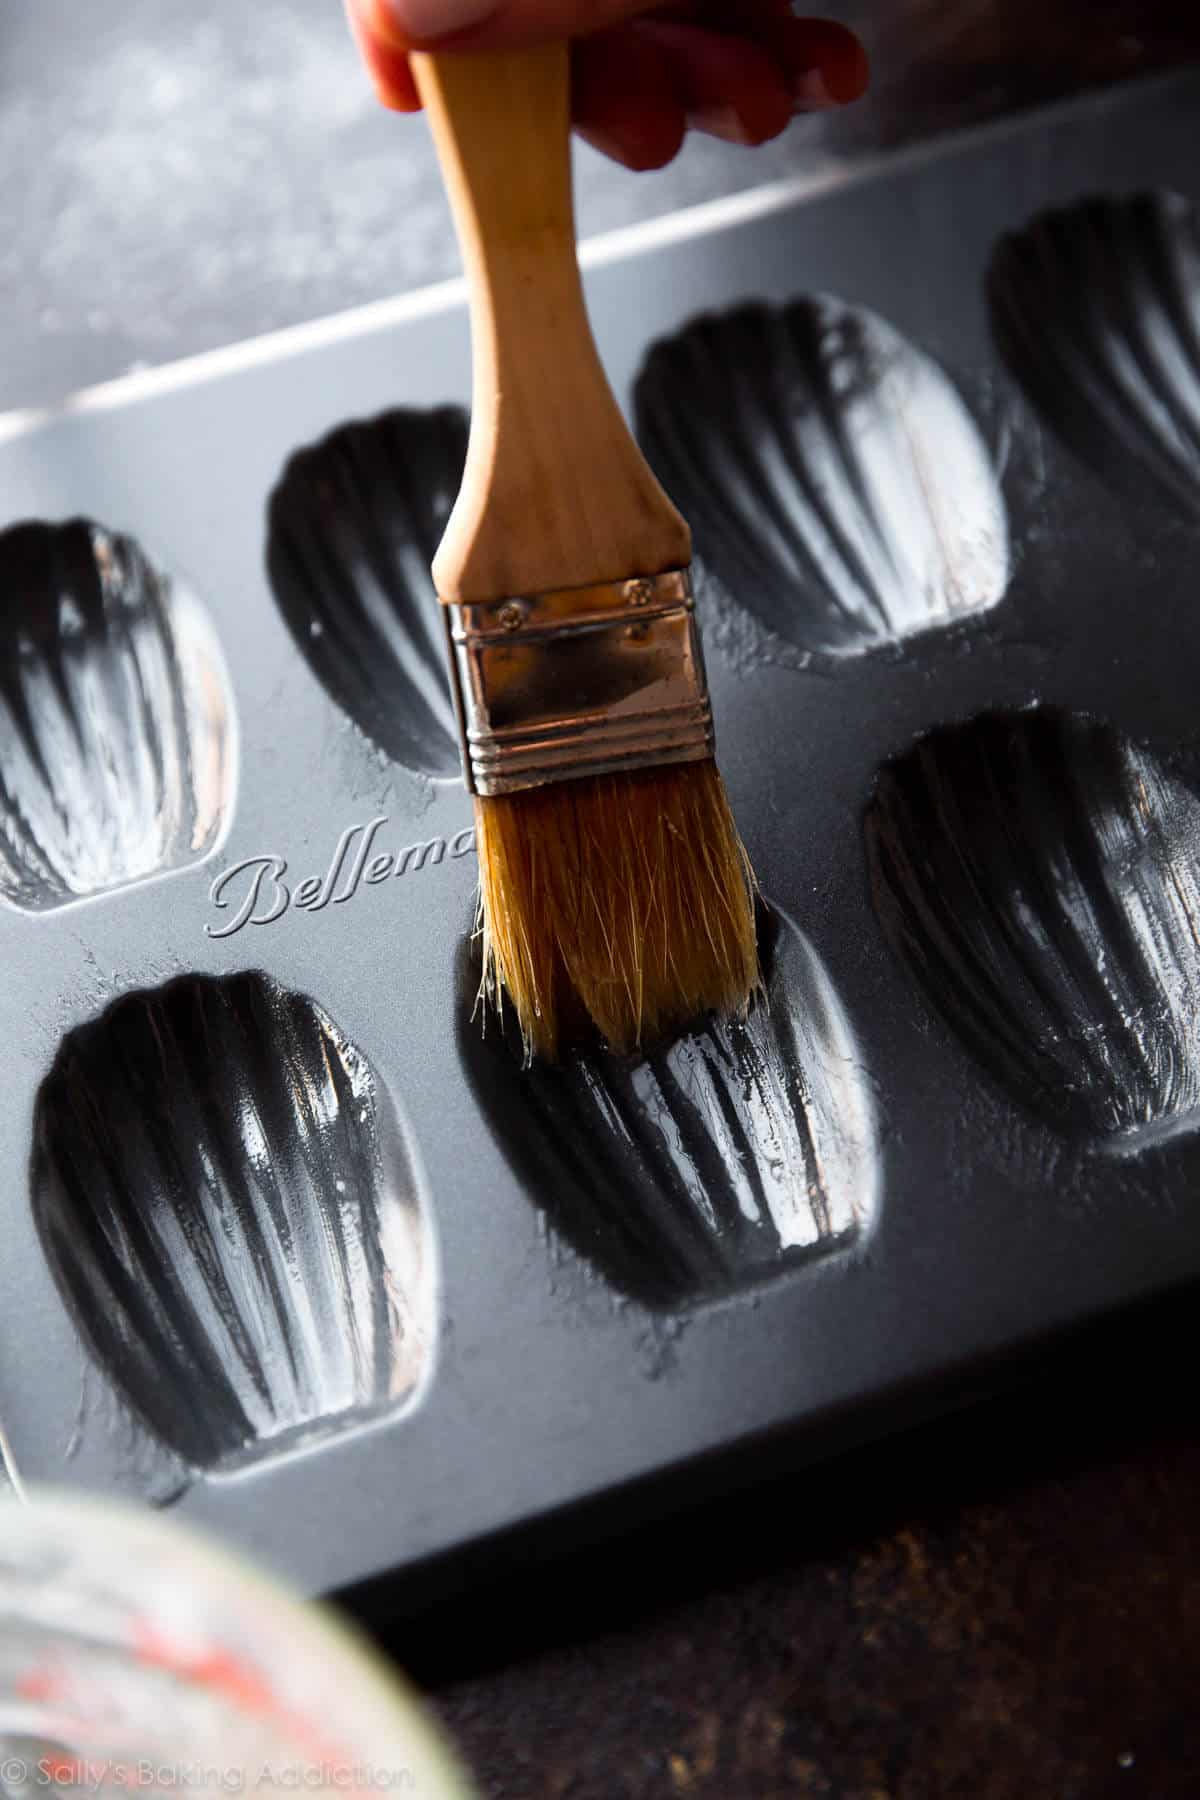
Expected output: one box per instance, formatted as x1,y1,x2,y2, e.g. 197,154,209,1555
473,760,761,1061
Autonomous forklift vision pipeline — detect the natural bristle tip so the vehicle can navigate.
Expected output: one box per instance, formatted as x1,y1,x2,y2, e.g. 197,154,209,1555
473,763,761,1061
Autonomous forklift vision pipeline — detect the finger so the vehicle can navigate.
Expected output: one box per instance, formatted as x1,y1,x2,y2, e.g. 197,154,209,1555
346,0,792,64
346,0,868,130
647,0,796,24
571,28,687,171
344,0,422,106
366,0,658,50
766,16,871,108
637,21,794,146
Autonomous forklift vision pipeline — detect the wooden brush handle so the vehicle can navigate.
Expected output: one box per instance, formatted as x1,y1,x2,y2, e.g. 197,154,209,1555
411,44,691,605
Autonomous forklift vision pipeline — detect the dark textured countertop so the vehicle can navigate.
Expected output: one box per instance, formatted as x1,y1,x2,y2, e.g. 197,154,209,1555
397,1291,1200,1798
7,3,1200,1794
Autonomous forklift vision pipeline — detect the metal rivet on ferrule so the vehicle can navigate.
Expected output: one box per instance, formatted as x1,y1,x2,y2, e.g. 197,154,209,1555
626,579,655,608
497,600,527,632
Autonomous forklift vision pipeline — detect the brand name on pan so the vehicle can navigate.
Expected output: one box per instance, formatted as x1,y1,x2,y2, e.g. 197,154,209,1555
205,815,476,939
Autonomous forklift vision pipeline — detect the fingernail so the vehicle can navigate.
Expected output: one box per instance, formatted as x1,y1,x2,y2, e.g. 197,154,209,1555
793,36,870,110
792,68,841,112
379,0,497,38
690,104,756,147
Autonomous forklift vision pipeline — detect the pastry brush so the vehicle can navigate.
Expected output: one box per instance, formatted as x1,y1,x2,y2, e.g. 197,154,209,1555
411,41,759,1060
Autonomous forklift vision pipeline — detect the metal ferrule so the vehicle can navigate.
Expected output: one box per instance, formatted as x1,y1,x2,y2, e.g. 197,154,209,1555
443,569,714,797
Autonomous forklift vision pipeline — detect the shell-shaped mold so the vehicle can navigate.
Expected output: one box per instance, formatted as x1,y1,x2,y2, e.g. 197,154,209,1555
0,519,235,912
32,973,434,1472
867,706,1200,1144
458,909,879,1308
988,191,1200,517
267,407,466,778
635,297,1009,657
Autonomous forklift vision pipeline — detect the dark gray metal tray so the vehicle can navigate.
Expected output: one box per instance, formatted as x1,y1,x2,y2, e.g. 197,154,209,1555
1,70,1198,1597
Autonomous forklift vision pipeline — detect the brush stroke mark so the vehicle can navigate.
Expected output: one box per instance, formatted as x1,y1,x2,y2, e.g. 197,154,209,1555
458,908,878,1308
989,191,1200,518
0,520,234,912
867,705,1200,1145
268,407,466,778
32,973,434,1472
635,297,1009,659
0,1424,23,1500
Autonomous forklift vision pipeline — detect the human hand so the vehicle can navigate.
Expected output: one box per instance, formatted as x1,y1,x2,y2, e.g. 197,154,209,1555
344,2,869,169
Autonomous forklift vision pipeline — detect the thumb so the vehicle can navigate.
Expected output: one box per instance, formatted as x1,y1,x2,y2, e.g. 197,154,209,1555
366,0,656,48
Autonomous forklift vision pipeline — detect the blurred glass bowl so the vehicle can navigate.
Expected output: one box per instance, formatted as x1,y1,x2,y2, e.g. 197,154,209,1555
0,1492,474,1800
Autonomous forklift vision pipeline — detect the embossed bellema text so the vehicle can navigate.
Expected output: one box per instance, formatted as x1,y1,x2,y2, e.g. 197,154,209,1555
206,816,476,939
